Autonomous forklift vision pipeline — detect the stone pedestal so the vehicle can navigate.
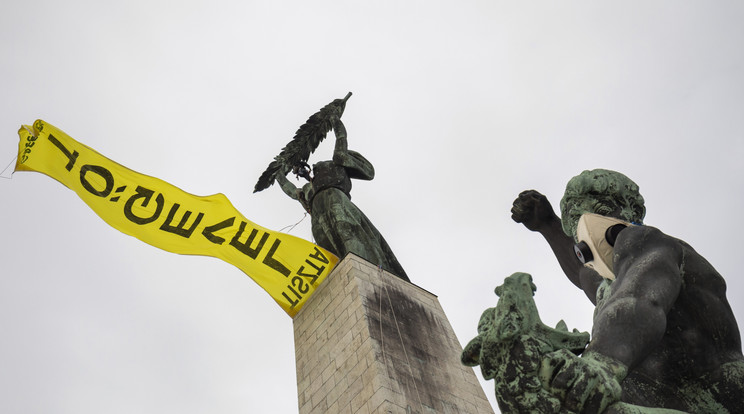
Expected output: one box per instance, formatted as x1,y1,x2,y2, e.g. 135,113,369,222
293,254,494,414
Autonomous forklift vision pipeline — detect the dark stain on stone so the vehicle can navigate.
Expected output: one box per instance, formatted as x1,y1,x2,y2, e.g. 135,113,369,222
364,282,460,412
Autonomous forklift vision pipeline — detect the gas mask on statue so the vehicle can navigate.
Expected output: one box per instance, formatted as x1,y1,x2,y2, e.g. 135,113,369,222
573,213,633,280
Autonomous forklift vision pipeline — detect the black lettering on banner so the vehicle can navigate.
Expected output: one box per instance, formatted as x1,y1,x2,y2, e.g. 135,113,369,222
47,134,80,171
296,263,321,285
284,284,304,308
79,164,114,197
281,245,335,309
291,276,310,294
159,203,205,238
24,139,36,158
229,221,268,259
302,258,326,276
109,185,127,203
263,239,291,276
282,290,300,309
308,247,330,264
20,134,38,164
124,186,165,224
202,217,235,244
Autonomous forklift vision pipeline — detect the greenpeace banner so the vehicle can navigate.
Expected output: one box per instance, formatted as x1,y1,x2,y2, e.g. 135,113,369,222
16,120,337,317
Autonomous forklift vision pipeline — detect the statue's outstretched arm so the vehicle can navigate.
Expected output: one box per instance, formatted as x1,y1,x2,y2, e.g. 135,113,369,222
275,173,300,200
512,190,603,303
331,118,374,180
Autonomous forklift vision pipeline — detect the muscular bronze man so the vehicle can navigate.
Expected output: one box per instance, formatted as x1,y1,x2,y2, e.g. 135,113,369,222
511,169,743,413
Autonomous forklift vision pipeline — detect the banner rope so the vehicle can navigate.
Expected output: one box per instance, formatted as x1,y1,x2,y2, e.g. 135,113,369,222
278,212,308,234
380,267,425,411
0,155,17,179
379,279,389,376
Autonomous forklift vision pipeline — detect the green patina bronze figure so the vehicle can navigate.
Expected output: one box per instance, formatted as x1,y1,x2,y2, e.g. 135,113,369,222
255,94,408,282
462,272,591,413
500,169,744,413
463,272,687,414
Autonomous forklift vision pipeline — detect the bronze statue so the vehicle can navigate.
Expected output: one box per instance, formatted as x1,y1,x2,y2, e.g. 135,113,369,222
255,94,408,282
462,272,590,413
507,169,744,413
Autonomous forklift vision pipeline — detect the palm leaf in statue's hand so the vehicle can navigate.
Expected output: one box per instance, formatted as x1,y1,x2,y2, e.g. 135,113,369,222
253,92,352,193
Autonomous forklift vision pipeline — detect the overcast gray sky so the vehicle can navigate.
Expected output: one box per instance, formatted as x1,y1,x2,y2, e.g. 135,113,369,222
2,1,743,413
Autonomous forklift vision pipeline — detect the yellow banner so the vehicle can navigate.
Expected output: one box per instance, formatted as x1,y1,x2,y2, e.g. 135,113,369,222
16,120,337,317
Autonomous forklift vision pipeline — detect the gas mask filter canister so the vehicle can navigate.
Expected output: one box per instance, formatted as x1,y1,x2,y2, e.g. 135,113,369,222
573,213,632,280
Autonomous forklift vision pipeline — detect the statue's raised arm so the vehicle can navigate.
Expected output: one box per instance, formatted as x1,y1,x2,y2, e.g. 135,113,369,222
511,190,603,302
331,118,374,181
275,171,299,200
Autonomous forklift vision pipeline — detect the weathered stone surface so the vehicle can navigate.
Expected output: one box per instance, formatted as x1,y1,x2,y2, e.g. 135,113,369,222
294,254,493,414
